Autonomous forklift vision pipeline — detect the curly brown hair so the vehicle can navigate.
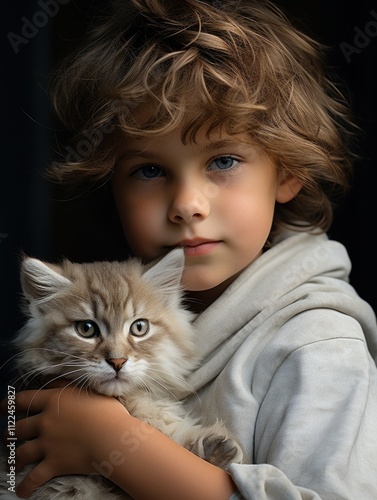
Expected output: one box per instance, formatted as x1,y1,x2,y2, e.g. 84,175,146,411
49,0,356,237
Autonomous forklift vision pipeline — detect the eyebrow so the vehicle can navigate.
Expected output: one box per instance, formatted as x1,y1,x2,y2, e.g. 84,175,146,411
119,139,248,161
119,149,163,160
199,139,246,154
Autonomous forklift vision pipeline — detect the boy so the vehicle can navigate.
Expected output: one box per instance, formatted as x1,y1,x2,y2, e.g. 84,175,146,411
7,1,377,498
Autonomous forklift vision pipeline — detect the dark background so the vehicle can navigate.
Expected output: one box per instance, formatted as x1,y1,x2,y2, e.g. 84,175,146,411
1,0,377,396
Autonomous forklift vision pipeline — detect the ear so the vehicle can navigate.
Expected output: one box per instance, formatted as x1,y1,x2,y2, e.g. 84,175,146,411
142,248,185,302
21,257,72,303
276,172,302,203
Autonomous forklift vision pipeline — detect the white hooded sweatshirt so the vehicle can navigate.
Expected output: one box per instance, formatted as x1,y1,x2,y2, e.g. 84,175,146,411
183,231,377,499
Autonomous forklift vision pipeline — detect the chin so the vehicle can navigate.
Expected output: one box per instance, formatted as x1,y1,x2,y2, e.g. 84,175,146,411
183,275,222,292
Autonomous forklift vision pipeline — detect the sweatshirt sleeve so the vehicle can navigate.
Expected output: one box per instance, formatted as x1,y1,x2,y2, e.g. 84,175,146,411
227,330,377,499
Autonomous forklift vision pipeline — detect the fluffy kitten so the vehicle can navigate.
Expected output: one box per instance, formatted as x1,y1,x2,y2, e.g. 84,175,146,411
0,249,243,499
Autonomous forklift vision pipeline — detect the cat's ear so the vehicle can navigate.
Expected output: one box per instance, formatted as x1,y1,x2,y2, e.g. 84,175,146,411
21,257,72,303
142,248,185,301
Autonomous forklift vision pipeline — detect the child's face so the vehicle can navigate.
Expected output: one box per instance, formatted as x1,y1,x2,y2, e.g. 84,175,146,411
112,126,299,292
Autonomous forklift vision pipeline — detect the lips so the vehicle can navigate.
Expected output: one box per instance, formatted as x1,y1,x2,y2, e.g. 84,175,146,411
178,239,221,257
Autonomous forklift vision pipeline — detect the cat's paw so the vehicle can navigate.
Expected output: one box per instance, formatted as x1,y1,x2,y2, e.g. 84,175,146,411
187,433,243,470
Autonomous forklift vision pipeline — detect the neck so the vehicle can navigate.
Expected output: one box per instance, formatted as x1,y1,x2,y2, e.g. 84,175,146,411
183,273,241,314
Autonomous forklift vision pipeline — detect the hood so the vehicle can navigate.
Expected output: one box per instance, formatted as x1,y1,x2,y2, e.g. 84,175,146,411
183,231,377,396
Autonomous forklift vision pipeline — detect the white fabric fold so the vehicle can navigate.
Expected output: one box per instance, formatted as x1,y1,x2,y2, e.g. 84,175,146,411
180,232,377,499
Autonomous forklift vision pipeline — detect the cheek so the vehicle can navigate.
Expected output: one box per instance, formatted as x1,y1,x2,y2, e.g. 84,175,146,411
117,197,163,254
220,188,276,235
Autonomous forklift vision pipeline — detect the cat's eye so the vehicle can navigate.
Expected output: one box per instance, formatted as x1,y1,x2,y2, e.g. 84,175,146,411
75,320,100,338
130,319,150,337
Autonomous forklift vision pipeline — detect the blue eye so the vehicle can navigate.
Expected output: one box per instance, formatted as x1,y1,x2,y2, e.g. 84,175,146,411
136,165,162,179
208,156,238,171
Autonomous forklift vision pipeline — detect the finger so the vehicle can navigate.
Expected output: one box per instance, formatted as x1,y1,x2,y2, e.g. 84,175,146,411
14,389,57,413
16,460,55,498
14,414,40,442
0,396,11,415
15,440,44,472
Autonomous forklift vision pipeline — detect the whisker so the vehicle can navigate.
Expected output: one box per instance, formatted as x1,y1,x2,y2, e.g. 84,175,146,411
13,360,89,391
143,362,202,406
19,347,90,362
76,373,94,393
23,370,93,416
142,373,183,404
146,362,197,394
1,347,91,372
55,379,83,417
3,346,97,392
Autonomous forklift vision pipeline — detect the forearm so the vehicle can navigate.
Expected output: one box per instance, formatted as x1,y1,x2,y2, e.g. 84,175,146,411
94,413,237,500
9,388,236,498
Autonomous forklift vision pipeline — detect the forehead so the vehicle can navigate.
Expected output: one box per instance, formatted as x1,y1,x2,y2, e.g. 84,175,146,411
117,93,257,142
116,124,257,159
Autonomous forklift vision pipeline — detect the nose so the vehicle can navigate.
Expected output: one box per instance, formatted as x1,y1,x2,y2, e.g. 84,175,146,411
168,181,210,224
106,357,127,372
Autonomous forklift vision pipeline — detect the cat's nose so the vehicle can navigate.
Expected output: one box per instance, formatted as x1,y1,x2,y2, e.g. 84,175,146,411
106,358,127,372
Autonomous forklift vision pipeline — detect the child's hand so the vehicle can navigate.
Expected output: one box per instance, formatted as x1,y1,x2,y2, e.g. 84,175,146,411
2,386,237,500
9,386,129,498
